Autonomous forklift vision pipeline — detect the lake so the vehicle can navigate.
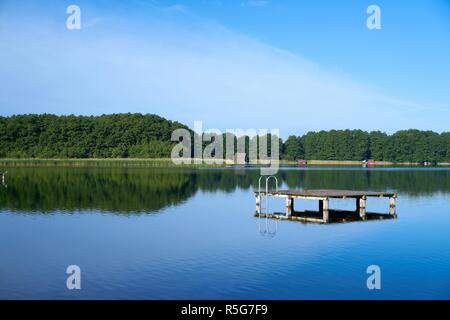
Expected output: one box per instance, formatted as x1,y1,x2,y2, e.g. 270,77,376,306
0,166,449,299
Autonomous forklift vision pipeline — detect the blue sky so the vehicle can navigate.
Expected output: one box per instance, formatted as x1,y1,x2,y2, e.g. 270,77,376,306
0,0,449,136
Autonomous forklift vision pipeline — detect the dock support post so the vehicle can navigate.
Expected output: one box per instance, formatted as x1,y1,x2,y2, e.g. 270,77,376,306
359,196,367,220
286,197,293,217
319,199,329,211
320,199,329,223
389,196,396,215
256,194,261,215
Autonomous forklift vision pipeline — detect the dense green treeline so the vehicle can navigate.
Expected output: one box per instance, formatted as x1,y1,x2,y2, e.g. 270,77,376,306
283,129,450,162
0,114,449,162
0,113,187,158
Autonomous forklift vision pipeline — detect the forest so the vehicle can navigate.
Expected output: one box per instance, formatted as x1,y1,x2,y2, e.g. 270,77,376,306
0,113,187,159
283,129,450,162
0,114,449,162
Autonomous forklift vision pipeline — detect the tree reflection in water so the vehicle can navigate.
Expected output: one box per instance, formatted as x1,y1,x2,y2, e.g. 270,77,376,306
0,167,449,214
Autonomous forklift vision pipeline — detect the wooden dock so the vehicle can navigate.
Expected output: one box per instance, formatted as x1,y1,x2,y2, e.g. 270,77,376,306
255,189,397,224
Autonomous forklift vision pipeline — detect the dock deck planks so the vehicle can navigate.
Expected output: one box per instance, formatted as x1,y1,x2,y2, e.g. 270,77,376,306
255,189,396,199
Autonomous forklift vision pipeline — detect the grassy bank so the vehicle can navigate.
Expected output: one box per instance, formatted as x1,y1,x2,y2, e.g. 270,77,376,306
283,160,450,166
1,158,449,167
0,158,177,167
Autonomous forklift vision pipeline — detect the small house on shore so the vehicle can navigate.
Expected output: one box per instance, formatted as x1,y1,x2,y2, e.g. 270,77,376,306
362,159,375,167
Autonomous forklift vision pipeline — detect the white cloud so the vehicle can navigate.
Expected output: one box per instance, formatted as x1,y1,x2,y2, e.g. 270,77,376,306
240,0,269,7
82,17,103,29
0,8,446,135
162,4,187,13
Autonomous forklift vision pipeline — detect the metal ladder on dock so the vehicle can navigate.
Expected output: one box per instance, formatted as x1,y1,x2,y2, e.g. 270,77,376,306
257,175,278,237
258,175,278,214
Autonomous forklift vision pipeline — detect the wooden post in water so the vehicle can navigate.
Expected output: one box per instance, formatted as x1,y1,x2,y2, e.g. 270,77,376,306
285,197,293,217
389,196,396,215
359,196,367,220
320,199,329,223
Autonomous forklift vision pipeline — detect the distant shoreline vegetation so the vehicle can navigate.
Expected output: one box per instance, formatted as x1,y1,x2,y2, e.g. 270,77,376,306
1,113,449,163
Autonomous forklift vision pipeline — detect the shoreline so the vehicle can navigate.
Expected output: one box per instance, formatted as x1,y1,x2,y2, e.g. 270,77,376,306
0,158,449,167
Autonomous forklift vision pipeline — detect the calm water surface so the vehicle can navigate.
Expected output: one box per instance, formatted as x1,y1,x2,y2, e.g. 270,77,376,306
0,166,449,299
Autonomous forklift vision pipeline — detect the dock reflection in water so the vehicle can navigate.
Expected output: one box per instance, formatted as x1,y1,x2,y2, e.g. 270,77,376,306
255,209,397,225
